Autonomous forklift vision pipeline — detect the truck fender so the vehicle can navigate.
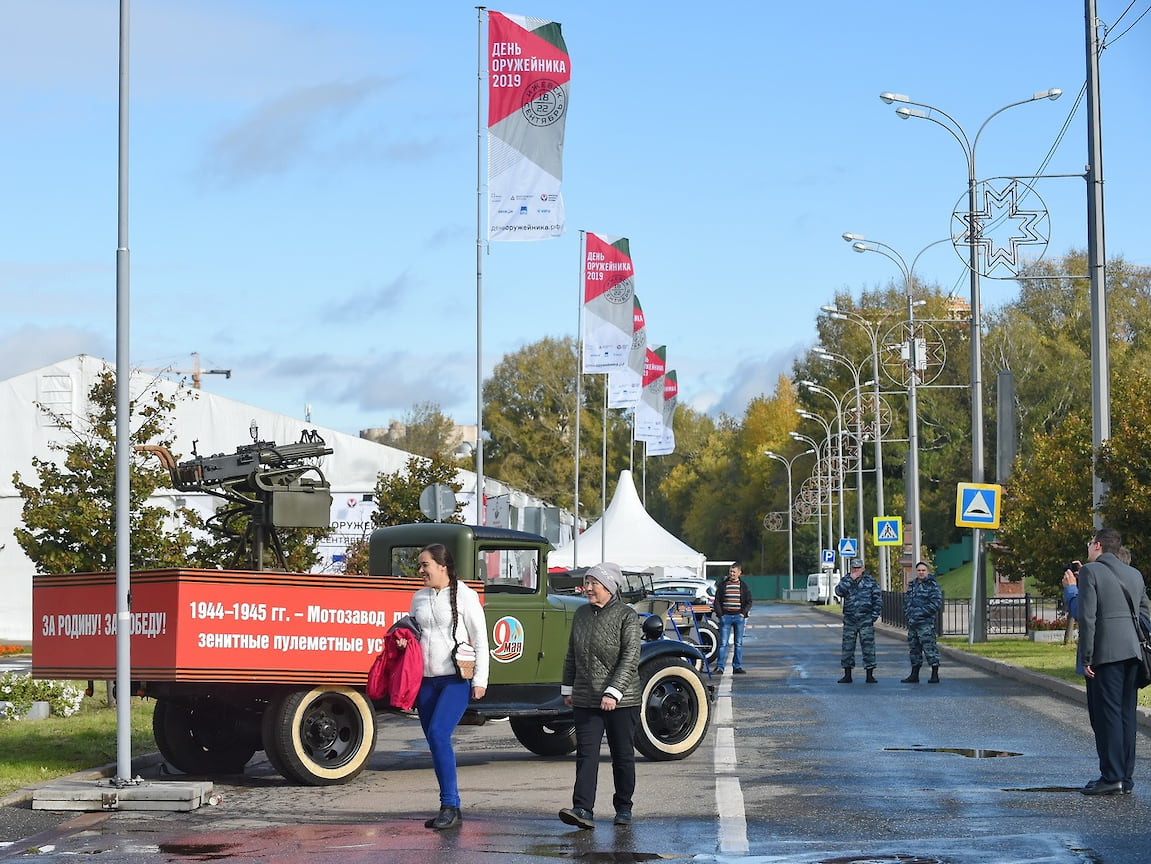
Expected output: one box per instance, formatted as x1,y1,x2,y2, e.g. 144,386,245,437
639,638,705,667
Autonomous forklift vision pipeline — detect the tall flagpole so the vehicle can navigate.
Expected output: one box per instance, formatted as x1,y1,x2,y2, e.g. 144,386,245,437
475,7,486,524
574,230,585,564
601,384,608,562
113,0,133,784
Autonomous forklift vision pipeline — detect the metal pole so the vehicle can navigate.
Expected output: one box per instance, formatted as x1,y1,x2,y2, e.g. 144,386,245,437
869,331,887,588
573,230,585,563
475,7,486,524
1084,0,1110,524
906,293,922,570
114,0,133,784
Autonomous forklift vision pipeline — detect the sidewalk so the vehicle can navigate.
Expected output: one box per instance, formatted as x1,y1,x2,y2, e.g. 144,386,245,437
812,603,1151,731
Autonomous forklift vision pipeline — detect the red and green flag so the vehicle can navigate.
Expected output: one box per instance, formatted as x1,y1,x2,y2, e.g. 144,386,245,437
487,11,570,241
583,232,635,372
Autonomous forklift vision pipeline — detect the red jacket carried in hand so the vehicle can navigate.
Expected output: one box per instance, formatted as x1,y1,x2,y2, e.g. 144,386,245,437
367,626,423,711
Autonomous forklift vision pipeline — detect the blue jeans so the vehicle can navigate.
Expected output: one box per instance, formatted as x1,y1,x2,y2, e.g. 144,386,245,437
716,614,746,671
416,675,472,807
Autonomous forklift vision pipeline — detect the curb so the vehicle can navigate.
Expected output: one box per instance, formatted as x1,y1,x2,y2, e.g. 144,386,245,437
0,752,166,809
807,604,1151,732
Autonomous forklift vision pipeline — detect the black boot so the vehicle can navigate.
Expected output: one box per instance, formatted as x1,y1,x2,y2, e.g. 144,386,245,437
837,668,852,684
928,665,940,683
901,665,921,684
865,667,878,684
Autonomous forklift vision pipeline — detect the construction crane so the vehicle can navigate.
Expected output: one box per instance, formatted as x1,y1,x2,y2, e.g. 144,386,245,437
141,352,232,389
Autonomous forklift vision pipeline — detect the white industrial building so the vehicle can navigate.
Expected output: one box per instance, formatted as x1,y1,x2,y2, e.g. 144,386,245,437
0,355,571,643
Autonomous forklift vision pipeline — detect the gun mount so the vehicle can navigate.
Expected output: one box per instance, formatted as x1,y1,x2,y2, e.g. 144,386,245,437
138,429,334,571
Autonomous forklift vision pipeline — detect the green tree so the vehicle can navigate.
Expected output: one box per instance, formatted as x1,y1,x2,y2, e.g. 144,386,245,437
13,369,203,573
994,411,1093,596
483,335,631,515
340,452,463,574
1098,365,1151,575
399,402,457,458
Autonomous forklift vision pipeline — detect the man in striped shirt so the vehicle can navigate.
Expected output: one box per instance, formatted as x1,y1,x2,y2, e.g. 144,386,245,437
712,564,753,674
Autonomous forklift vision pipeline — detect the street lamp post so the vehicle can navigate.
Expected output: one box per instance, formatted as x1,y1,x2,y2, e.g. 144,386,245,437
842,236,946,578
877,87,1061,641
821,304,893,589
799,382,855,554
765,449,815,589
813,347,868,567
791,429,831,558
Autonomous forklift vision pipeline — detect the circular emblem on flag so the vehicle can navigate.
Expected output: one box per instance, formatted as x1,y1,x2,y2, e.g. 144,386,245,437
604,278,634,304
521,81,566,126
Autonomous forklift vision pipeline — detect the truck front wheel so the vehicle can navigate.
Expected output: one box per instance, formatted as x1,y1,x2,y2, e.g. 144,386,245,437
153,698,258,775
510,717,578,756
635,656,711,761
261,686,377,786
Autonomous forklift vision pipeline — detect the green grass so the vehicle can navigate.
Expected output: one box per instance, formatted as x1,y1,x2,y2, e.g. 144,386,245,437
0,689,155,799
942,636,1151,708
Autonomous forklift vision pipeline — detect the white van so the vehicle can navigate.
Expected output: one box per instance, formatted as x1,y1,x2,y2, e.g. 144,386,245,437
806,571,838,604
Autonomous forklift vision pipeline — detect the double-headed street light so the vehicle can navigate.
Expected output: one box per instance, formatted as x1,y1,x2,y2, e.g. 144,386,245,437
813,346,869,573
791,428,832,556
877,88,1061,641
843,236,948,576
820,304,894,588
764,448,815,588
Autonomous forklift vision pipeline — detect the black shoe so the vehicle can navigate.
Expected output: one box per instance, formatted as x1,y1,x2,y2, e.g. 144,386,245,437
425,806,461,829
733,668,746,674
865,668,878,684
613,811,633,826
1082,779,1124,796
838,669,852,684
559,807,595,829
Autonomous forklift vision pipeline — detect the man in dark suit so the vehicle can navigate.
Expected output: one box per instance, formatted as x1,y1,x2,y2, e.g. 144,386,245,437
1065,527,1151,796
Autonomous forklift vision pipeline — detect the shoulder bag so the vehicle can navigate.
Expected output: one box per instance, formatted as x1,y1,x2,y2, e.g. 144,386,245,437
1103,560,1151,689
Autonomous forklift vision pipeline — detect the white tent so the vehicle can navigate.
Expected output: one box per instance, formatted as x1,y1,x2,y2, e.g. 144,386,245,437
0,355,570,642
548,469,705,579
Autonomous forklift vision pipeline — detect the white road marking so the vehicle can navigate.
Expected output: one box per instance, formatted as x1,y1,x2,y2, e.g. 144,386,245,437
715,775,749,853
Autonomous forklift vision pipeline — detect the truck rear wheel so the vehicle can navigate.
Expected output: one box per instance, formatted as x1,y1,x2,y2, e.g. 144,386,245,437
261,686,377,786
153,698,258,775
635,655,711,761
509,717,578,756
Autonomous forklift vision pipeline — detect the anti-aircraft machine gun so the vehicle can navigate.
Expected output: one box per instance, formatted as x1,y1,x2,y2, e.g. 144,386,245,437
139,426,333,570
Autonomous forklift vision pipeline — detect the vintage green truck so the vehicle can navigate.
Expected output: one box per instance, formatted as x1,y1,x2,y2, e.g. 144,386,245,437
33,522,713,786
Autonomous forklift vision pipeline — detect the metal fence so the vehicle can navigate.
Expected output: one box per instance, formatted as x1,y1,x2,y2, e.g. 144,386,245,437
880,592,1065,637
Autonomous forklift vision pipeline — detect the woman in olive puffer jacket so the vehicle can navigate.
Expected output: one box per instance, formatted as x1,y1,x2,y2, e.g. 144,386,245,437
558,562,642,829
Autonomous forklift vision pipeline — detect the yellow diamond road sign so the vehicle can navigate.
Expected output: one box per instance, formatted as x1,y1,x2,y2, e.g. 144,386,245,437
873,517,902,546
955,482,1002,529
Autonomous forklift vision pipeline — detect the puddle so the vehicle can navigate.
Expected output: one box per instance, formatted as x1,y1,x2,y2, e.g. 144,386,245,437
819,857,946,864
157,842,238,860
883,746,1021,758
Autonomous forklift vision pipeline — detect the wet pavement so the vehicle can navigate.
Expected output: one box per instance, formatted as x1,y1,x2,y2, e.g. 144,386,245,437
2,602,1150,862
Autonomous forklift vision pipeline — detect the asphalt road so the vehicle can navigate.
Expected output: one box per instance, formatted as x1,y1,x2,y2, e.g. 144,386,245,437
2,602,1150,863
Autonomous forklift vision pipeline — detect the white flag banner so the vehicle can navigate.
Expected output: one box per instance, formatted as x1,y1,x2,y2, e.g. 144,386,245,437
608,294,646,409
583,232,635,372
487,11,569,241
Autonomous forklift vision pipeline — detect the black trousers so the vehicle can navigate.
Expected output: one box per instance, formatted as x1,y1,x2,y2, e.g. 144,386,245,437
1086,657,1140,784
571,704,640,814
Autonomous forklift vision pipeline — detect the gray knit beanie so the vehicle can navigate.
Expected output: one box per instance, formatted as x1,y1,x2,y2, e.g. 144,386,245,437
585,561,623,596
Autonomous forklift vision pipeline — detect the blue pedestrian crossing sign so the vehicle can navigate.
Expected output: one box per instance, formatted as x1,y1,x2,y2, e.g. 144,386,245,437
837,538,858,558
821,549,835,565
873,517,902,547
955,482,1002,529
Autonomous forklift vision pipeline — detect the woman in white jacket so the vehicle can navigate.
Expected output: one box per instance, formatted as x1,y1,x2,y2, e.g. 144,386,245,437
409,543,488,830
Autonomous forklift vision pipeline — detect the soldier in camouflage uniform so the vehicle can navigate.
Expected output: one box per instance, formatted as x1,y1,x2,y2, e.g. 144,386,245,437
902,561,943,684
835,558,882,683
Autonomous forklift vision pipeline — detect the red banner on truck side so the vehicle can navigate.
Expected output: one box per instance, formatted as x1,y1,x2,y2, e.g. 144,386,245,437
32,569,481,686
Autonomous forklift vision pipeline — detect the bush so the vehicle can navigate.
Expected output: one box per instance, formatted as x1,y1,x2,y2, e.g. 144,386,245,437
0,672,85,721
1028,615,1069,632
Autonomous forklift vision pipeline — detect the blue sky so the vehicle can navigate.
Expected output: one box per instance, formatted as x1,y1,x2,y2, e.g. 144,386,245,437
2,1,1148,438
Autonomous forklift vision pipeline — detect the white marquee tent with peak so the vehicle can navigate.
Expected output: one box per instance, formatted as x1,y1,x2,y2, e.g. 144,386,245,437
548,469,705,580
